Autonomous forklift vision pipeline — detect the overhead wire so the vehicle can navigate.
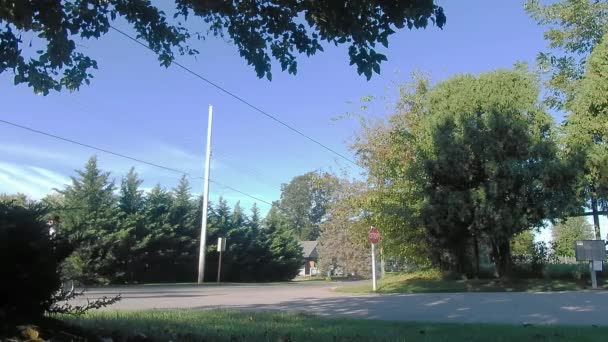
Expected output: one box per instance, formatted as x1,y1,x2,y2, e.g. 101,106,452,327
0,119,273,206
110,25,361,169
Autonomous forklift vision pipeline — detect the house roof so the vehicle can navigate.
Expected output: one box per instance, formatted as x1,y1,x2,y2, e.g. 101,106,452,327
299,240,318,259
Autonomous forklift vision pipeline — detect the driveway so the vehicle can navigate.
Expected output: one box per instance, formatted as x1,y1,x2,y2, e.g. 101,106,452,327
75,282,608,326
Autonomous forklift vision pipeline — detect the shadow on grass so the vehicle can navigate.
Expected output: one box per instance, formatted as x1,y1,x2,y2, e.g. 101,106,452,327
61,309,608,342
381,277,598,293
339,270,607,294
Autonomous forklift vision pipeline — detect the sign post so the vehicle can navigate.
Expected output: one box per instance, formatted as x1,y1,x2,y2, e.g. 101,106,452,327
217,237,226,283
368,226,381,292
575,240,605,289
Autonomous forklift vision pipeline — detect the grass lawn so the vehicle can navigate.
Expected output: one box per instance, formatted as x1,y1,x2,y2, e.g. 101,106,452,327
59,309,608,342
337,269,607,294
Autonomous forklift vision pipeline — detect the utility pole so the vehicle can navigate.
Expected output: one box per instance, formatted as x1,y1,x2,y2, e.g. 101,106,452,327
197,105,213,284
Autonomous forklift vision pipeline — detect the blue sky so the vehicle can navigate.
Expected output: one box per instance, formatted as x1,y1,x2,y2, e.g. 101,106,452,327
1,1,605,239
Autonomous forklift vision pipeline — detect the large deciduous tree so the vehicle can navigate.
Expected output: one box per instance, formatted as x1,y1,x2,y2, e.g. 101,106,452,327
353,69,578,277
563,32,608,239
552,216,594,257
278,171,339,240
525,0,608,109
317,179,371,278
418,68,577,277
1,1,446,95
352,73,432,266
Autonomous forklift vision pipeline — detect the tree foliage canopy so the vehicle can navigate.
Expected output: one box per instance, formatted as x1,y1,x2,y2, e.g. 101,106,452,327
35,156,302,284
353,68,578,277
278,171,339,241
0,199,69,319
418,68,577,275
317,179,371,278
525,0,608,108
557,31,608,240
552,216,594,257
352,73,430,264
1,0,445,94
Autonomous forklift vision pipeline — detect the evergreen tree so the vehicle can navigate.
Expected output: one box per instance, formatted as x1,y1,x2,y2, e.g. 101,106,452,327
260,204,304,281
119,168,144,215
170,176,194,227
250,203,261,230
168,176,197,280
140,184,179,282
57,156,118,284
24,159,309,284
232,201,246,228
115,168,145,283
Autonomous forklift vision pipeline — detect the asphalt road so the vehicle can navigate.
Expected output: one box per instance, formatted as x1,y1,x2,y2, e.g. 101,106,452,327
75,282,608,326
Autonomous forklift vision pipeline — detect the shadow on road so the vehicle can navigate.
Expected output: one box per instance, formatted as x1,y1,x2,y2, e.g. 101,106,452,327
192,292,608,326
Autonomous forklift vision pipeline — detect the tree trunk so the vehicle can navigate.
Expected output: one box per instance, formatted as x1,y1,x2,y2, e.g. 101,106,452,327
493,240,512,278
454,245,468,276
591,194,601,240
473,234,480,278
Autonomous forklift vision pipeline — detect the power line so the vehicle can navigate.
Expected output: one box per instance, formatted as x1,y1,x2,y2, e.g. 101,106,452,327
0,119,189,176
0,119,273,206
110,25,360,168
212,151,277,188
209,179,272,206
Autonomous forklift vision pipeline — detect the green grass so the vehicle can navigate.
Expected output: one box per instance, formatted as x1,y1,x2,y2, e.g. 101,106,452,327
338,269,607,294
59,309,608,341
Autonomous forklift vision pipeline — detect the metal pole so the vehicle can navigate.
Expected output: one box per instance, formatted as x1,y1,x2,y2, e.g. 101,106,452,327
380,246,385,279
371,243,377,291
217,250,222,283
197,105,213,284
591,261,598,289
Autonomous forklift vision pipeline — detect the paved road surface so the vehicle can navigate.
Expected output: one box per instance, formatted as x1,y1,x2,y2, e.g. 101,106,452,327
76,282,608,326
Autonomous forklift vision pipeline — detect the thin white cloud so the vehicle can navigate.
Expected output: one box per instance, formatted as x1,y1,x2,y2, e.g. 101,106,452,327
0,173,42,197
0,162,70,199
154,142,224,172
28,166,71,189
158,144,201,162
0,143,77,164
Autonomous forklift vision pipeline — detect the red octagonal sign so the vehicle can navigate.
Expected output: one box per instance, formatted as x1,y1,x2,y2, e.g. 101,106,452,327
368,226,381,244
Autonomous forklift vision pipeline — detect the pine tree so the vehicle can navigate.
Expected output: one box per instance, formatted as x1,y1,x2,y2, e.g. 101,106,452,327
115,168,145,283
170,176,193,225
250,203,261,230
119,168,144,215
141,184,179,282
260,204,304,281
57,156,118,284
168,176,196,280
232,201,246,228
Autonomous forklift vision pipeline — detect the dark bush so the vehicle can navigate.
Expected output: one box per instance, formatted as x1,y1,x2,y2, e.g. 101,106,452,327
512,241,558,278
0,201,70,320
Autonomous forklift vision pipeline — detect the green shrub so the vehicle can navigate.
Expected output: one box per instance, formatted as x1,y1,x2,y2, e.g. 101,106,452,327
0,201,70,319
512,242,558,278
544,263,589,280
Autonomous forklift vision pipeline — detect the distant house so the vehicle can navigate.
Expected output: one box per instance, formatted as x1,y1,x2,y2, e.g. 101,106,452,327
299,241,319,276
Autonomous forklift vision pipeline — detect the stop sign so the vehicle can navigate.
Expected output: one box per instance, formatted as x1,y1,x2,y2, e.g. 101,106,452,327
368,226,381,244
